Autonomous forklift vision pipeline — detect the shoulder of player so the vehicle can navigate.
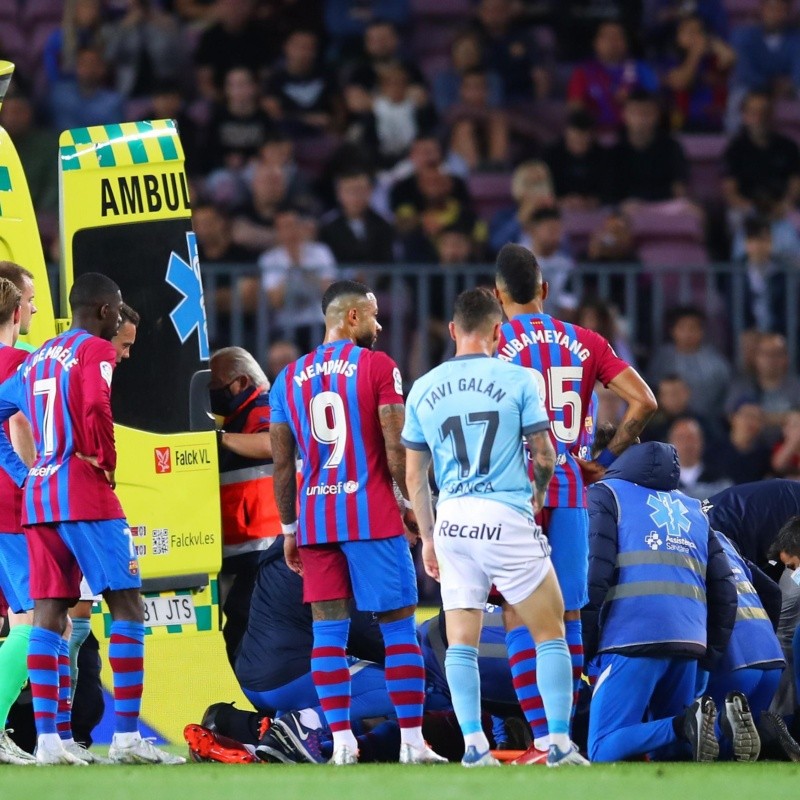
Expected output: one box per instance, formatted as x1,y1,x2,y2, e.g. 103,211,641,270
0,346,27,380
77,333,116,361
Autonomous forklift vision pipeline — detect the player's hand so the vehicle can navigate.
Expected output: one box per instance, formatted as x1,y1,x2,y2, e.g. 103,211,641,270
402,507,420,545
284,534,303,576
533,488,546,515
422,539,439,582
76,452,115,488
574,457,607,485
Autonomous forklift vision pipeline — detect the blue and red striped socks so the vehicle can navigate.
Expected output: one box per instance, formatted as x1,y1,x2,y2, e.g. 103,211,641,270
108,620,144,734
565,618,584,714
380,617,425,748
56,638,72,740
505,625,548,744
311,619,357,750
28,627,61,738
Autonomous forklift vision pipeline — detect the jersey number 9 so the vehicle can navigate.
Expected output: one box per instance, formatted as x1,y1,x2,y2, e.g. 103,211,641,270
310,391,347,469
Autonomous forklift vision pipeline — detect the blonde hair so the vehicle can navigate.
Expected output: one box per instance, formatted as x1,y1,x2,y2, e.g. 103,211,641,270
0,277,21,327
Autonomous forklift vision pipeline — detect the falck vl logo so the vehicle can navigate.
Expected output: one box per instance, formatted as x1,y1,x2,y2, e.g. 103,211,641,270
154,447,172,474
166,231,210,360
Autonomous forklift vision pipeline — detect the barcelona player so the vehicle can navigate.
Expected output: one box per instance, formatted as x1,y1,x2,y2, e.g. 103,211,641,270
269,280,445,766
0,273,183,765
494,244,656,761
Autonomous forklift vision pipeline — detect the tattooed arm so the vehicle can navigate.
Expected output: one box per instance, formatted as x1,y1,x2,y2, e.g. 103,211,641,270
379,403,419,536
525,429,556,514
577,367,657,485
270,422,302,574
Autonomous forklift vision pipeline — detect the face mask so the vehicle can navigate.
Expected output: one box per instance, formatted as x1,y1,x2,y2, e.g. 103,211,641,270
792,569,800,588
209,382,255,417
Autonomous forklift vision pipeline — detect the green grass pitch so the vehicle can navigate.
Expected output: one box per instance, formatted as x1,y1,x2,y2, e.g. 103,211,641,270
3,759,800,800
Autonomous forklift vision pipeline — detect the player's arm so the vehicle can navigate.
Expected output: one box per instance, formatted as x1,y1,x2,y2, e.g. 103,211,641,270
219,431,272,460
81,346,118,474
269,421,302,575
380,403,418,533
578,366,657,484
525,429,555,514
9,412,35,468
405,446,438,580
0,374,30,487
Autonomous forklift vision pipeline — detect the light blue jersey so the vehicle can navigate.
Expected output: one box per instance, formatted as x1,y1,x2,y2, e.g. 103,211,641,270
402,354,550,518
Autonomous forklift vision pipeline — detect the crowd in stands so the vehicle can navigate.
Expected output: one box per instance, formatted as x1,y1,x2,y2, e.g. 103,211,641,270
2,0,800,489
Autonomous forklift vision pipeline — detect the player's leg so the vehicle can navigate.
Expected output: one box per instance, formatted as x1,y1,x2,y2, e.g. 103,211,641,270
0,533,36,762
300,543,359,762
68,590,95,698
506,565,583,764
60,519,182,764
444,607,495,763
419,500,498,766
342,536,441,763
24,523,85,765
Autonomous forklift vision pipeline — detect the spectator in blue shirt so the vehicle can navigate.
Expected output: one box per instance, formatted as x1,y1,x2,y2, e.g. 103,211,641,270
729,0,800,127
49,46,124,132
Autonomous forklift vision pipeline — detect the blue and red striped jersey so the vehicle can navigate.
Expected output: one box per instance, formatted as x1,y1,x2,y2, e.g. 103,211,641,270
0,330,124,524
497,314,628,508
269,339,405,546
0,343,27,533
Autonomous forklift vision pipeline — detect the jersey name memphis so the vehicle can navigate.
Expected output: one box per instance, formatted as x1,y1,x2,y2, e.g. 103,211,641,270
498,329,591,363
293,359,357,386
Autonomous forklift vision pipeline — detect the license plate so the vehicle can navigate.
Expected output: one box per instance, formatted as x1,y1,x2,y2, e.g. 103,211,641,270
142,595,197,628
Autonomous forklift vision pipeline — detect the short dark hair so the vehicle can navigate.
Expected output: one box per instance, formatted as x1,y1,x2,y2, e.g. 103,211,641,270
566,108,594,131
120,303,140,327
68,272,120,312
453,287,502,334
0,261,34,292
321,280,371,315
495,243,542,304
592,423,617,458
668,305,705,327
769,515,800,560
530,207,561,226
743,214,771,239
462,66,488,80
625,87,657,106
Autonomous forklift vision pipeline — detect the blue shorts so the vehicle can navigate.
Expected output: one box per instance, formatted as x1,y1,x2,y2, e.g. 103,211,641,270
241,659,393,721
300,535,418,613
542,507,588,610
0,533,32,613
28,519,141,599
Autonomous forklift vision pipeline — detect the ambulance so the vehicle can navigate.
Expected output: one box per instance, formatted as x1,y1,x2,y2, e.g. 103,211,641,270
0,61,246,742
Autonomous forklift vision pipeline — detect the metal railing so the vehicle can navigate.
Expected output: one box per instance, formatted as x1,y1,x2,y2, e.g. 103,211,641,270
200,262,799,379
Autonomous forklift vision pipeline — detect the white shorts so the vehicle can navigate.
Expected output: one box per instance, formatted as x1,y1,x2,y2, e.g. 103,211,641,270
434,496,552,610
79,577,102,603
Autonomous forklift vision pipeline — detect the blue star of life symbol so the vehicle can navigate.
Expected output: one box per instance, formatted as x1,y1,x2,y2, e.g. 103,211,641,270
166,231,209,360
646,492,691,538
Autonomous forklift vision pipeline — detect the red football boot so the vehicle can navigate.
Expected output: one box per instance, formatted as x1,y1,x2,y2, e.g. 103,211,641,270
183,724,257,764
511,744,549,765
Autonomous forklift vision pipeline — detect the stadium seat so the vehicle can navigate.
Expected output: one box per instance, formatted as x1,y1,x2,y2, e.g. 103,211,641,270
0,24,29,74
294,134,341,179
638,241,709,268
20,0,63,28
467,172,513,220
629,205,705,243
410,0,471,18
561,208,610,258
410,21,454,58
723,0,761,28
679,134,727,205
774,98,800,145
